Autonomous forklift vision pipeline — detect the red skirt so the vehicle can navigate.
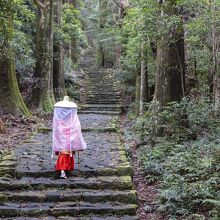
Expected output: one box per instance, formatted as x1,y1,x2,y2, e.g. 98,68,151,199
55,154,74,171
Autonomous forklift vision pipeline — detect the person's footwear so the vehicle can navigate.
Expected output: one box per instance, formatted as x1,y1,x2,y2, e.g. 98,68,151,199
60,170,67,179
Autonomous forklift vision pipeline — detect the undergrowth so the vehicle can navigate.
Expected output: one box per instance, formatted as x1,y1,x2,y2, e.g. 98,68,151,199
126,97,220,219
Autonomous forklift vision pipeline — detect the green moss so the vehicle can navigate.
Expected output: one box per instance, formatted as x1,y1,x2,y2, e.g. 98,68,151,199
40,92,55,113
0,47,31,117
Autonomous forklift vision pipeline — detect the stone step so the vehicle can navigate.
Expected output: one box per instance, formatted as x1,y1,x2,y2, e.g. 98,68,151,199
85,101,122,105
84,103,122,106
80,104,122,112
0,201,137,218
85,91,121,95
84,86,120,90
37,126,119,133
85,81,120,85
84,98,121,102
85,70,114,73
85,98,121,101
84,96,121,99
83,98,121,101
83,97,121,101
0,189,137,204
85,95,121,98
85,79,119,83
86,79,119,82
83,93,120,97
78,110,121,115
0,176,134,191
15,165,132,178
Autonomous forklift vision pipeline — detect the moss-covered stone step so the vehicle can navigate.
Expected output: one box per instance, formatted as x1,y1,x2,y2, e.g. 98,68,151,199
86,94,121,98
78,111,121,115
36,126,118,133
80,104,122,112
85,100,122,104
0,176,134,191
84,93,121,97
0,160,16,168
85,102,122,106
0,189,137,204
86,91,120,94
0,155,16,177
0,202,137,218
16,165,132,178
83,92,120,96
3,216,139,220
83,127,118,132
85,91,120,94
85,96,121,100
0,167,15,177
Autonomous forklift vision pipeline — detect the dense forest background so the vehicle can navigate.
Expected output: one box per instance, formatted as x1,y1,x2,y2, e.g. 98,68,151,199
0,0,220,219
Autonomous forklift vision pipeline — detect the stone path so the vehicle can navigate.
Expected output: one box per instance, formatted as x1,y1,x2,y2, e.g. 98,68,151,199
0,114,138,219
79,50,122,115
0,49,138,219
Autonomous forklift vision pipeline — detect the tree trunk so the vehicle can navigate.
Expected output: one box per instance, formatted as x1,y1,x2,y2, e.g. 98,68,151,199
97,0,108,67
33,0,55,112
139,43,148,114
71,36,78,64
53,0,66,100
0,9,31,116
71,0,78,64
210,0,220,110
64,0,72,60
135,70,141,115
153,0,185,106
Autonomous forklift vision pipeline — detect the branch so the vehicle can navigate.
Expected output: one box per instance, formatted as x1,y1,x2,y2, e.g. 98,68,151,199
33,0,46,9
111,0,123,9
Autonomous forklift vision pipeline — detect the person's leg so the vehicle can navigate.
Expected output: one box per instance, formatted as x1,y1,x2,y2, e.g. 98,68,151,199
56,154,74,179
60,170,67,179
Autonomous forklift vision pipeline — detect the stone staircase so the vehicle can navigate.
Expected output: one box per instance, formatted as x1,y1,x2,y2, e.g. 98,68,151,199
0,114,138,219
0,49,138,219
79,49,123,115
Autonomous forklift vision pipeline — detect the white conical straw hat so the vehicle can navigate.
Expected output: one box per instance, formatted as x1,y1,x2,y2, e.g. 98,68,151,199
54,96,78,108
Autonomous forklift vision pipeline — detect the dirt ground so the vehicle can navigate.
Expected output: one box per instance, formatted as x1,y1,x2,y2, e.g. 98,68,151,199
0,114,43,153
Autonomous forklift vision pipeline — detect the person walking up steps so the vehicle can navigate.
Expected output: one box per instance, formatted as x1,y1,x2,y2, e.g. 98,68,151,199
52,96,87,179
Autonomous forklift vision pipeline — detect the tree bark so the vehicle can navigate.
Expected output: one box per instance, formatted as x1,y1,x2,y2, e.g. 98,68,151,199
139,43,148,114
135,69,141,115
210,0,220,110
0,8,31,116
33,0,55,112
71,0,78,64
97,0,108,67
53,0,66,100
64,0,72,60
153,0,185,106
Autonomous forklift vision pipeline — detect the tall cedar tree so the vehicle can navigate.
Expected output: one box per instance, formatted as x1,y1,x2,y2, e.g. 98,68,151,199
33,0,55,112
53,0,66,100
154,0,185,106
0,1,31,116
97,0,108,67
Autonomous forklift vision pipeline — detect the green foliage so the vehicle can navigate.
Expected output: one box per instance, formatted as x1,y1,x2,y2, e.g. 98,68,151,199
119,0,158,95
132,97,217,141
62,3,87,46
119,0,220,100
127,97,220,218
58,1,87,69
13,0,36,74
0,0,14,57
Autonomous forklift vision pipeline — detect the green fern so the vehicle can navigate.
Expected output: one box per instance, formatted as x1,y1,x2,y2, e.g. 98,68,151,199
203,199,220,206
